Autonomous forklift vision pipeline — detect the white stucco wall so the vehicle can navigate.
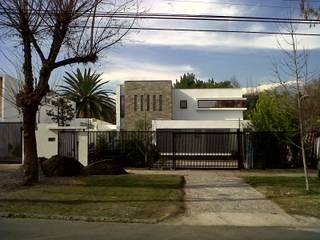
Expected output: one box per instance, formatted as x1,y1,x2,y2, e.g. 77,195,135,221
22,124,90,166
77,131,88,166
152,120,250,130
1,74,22,122
36,124,59,159
172,89,246,121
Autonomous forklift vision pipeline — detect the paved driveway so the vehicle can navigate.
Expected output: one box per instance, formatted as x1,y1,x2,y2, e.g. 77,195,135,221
129,170,315,227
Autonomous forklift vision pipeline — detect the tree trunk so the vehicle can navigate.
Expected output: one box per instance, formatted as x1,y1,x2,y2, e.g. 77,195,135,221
23,106,38,185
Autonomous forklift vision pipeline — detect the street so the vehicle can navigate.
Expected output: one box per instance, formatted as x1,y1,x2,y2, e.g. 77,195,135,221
1,218,320,240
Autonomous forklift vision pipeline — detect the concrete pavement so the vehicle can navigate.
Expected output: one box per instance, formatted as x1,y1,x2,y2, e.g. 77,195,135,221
1,218,320,240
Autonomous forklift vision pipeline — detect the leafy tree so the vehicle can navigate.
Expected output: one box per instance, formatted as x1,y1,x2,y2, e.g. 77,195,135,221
0,0,138,184
46,97,75,126
174,73,198,88
249,91,296,134
243,92,259,120
60,68,115,124
174,73,240,89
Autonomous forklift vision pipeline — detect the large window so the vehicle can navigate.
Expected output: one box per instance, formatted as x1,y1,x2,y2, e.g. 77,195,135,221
197,100,246,108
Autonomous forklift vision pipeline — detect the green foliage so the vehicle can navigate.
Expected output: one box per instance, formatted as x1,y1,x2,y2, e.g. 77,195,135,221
243,93,259,120
249,91,297,133
174,72,239,89
46,97,74,126
59,68,116,123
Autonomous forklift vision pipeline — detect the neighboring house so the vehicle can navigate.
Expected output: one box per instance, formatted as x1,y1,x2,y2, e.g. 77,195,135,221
116,80,248,131
0,74,22,122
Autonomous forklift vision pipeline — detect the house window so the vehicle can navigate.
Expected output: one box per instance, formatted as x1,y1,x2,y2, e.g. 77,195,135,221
153,95,156,111
159,95,163,111
120,95,125,117
140,95,144,111
134,95,138,111
197,100,246,108
146,95,150,111
180,100,187,109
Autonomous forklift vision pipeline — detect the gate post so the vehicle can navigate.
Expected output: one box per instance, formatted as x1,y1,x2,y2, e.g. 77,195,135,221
237,129,244,169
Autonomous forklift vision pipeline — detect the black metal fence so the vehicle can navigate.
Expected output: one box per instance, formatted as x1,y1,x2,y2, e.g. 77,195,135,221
55,129,320,169
0,122,22,163
86,130,320,169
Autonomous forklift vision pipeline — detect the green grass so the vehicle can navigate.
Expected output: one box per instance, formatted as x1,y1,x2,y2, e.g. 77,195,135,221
0,174,185,223
245,176,320,218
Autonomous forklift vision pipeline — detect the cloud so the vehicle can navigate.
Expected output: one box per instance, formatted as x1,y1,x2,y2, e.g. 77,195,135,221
101,57,195,84
127,0,320,50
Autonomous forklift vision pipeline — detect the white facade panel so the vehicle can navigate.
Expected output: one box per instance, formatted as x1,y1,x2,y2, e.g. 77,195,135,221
172,89,245,121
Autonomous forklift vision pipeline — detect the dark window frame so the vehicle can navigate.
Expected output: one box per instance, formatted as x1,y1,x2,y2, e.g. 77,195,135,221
147,95,150,111
159,95,163,111
120,95,125,117
180,100,188,109
197,100,246,109
134,95,138,111
140,95,144,111
153,95,156,111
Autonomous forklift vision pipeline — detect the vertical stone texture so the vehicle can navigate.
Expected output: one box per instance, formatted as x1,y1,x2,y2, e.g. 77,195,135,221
123,81,172,130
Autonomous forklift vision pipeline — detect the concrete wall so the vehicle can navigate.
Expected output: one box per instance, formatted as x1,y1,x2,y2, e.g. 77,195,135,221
0,74,22,122
172,89,246,121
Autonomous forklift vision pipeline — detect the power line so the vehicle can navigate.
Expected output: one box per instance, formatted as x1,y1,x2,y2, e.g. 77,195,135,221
90,26,320,37
1,10,320,24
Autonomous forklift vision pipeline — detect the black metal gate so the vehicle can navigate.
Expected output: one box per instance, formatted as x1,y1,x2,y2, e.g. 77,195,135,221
0,122,23,163
155,131,242,169
87,130,243,169
58,131,78,160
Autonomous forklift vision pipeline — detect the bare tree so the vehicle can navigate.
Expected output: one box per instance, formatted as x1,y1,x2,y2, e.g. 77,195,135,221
272,23,316,191
0,0,139,184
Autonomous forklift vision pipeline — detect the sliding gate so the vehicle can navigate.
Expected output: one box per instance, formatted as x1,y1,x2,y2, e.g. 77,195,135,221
155,131,243,169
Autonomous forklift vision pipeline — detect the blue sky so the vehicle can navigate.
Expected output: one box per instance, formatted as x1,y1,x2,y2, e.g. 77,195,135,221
1,0,320,89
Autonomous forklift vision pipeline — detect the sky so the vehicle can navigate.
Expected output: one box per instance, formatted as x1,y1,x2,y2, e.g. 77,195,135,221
1,0,320,90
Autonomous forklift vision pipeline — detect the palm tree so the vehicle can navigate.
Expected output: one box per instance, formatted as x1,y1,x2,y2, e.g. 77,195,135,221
59,68,115,123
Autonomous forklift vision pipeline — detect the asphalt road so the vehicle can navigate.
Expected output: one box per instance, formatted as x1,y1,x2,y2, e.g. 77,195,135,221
1,218,320,240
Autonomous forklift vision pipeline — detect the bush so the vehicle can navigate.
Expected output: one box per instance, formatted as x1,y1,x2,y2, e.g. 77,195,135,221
40,155,84,177
83,160,128,175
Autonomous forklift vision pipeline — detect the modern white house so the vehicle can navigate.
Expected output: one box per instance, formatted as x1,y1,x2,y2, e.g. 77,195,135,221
116,80,249,131
0,74,23,122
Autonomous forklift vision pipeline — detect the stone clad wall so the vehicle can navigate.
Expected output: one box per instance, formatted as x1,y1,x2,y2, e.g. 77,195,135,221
123,81,172,130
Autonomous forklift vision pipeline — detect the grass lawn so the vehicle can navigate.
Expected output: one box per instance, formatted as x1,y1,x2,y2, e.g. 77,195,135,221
0,174,185,223
245,176,320,218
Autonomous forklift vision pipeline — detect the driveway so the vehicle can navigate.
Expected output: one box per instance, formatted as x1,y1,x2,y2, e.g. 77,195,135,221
129,170,316,227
